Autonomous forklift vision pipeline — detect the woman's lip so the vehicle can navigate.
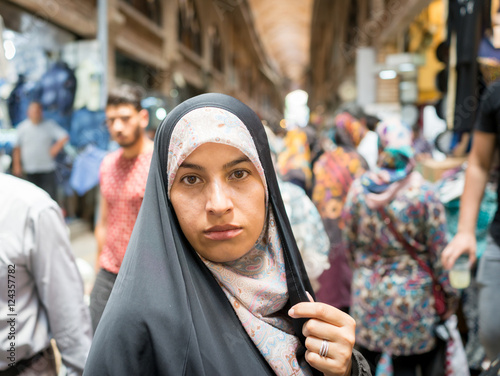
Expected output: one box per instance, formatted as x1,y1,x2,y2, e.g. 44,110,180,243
204,228,243,241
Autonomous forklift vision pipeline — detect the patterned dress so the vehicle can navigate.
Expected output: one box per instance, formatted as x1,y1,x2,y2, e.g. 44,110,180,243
342,174,458,356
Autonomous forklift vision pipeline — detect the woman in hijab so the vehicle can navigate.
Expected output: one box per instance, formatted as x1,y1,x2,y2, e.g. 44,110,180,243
341,119,458,375
83,93,371,376
312,112,369,313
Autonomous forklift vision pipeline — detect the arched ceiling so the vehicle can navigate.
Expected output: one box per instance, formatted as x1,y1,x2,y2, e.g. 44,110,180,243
247,0,313,88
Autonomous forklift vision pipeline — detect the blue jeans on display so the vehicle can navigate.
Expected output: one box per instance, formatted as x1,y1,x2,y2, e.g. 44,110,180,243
44,110,73,131
70,108,108,150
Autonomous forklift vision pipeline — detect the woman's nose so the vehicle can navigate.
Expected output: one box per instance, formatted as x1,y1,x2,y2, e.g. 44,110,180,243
205,181,233,215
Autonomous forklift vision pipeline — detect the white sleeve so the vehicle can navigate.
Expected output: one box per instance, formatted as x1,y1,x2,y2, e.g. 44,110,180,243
29,205,92,376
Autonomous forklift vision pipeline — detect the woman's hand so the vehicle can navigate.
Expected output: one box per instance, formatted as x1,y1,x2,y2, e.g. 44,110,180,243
289,293,355,376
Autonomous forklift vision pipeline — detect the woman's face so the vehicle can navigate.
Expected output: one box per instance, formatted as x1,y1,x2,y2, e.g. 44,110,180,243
170,143,266,262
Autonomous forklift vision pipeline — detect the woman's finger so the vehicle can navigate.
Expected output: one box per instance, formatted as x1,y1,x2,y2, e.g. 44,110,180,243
289,301,356,329
302,318,355,350
304,346,353,376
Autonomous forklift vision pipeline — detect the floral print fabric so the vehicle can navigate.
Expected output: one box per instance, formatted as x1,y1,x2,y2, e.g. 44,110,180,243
312,146,368,308
334,112,367,148
276,129,313,192
342,175,458,356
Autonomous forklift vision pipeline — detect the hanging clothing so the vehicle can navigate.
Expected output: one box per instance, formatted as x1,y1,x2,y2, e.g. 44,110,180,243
73,59,103,111
448,0,490,133
69,144,108,197
69,107,108,150
83,93,370,375
7,75,40,127
38,61,77,130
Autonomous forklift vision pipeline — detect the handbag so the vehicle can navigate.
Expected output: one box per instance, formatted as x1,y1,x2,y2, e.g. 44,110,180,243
376,207,448,318
376,207,458,376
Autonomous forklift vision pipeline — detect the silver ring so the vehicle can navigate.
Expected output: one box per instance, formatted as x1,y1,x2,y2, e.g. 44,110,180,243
319,339,329,357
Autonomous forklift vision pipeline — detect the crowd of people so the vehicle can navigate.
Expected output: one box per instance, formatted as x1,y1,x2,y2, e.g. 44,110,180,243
1,82,500,376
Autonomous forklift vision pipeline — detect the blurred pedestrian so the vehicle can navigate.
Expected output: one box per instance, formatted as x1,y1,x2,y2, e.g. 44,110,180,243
412,124,433,162
341,105,379,170
312,113,369,312
277,127,314,195
264,125,330,290
83,93,371,376
90,84,154,332
12,101,69,200
441,80,500,362
342,119,458,375
0,173,92,376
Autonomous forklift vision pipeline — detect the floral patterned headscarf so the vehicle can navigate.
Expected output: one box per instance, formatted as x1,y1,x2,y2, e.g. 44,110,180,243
361,118,415,193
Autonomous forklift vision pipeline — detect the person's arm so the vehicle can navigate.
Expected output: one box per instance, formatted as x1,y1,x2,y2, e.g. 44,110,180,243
441,130,496,269
50,135,69,158
29,204,92,376
94,191,108,272
12,146,22,176
425,189,459,316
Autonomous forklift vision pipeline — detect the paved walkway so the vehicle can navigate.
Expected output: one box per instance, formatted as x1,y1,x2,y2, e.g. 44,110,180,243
68,218,97,299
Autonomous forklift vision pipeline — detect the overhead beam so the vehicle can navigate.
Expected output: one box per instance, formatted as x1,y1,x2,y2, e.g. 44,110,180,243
376,0,433,44
6,0,96,37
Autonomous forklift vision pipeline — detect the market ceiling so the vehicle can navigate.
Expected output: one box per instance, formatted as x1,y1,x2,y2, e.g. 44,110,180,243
247,0,313,87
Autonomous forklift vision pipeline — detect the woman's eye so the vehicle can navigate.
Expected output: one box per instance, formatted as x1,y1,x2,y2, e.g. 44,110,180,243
181,175,200,185
230,170,248,180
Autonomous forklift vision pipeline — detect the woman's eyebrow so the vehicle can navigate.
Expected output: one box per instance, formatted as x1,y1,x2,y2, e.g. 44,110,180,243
178,156,250,171
223,156,251,170
178,162,204,171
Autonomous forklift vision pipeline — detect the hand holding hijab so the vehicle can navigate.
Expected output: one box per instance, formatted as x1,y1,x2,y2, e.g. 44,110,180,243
83,93,370,376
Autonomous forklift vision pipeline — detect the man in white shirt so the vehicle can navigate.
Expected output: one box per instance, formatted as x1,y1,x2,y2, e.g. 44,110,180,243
0,173,92,375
